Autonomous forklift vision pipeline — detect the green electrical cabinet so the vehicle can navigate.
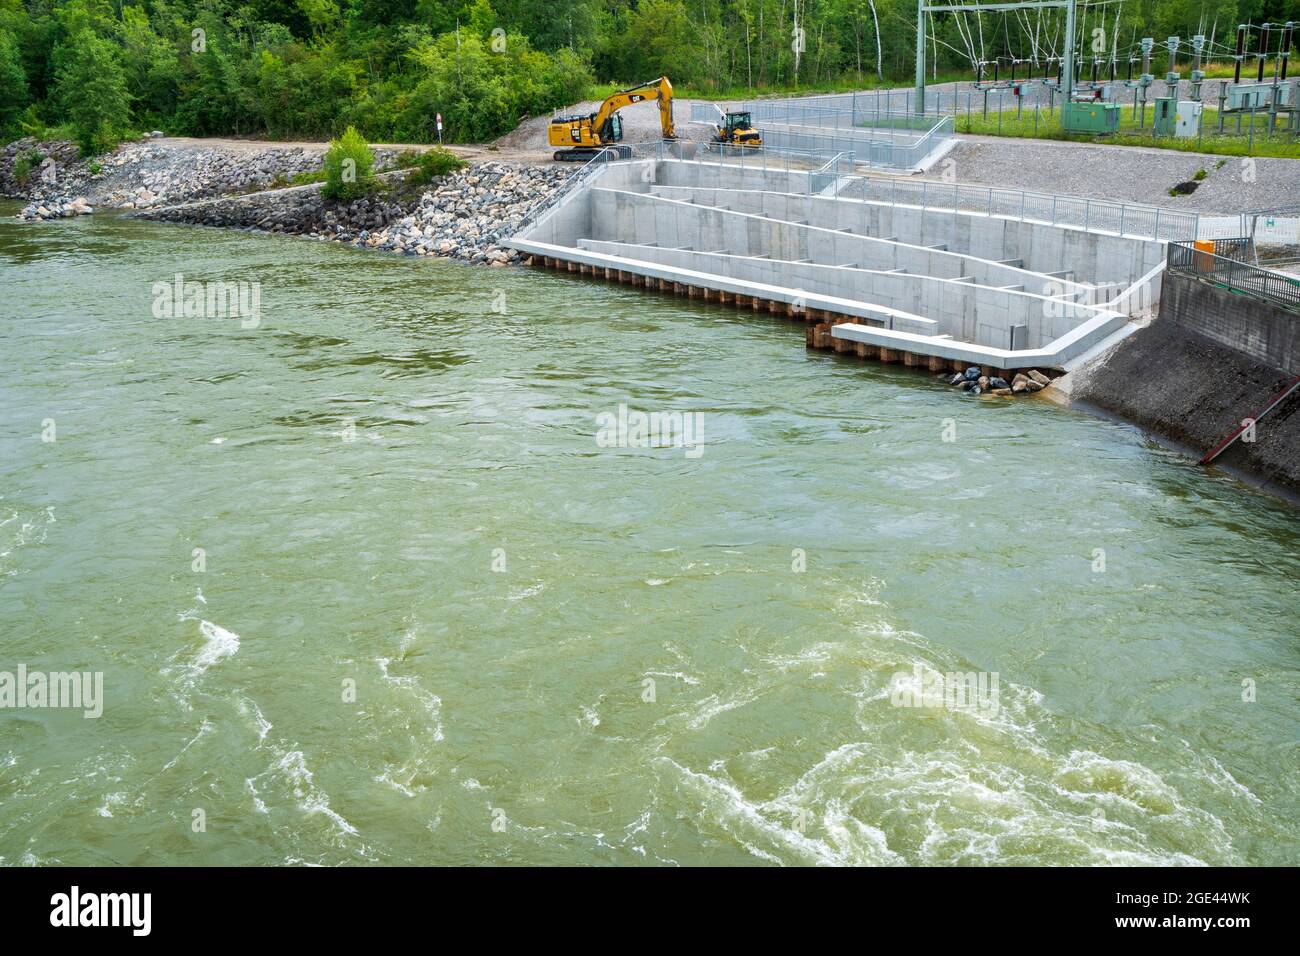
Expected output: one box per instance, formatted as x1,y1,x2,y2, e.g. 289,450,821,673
1062,101,1121,134
1152,97,1177,136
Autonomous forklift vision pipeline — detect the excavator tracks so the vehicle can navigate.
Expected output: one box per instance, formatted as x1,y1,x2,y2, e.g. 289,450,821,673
553,146,633,162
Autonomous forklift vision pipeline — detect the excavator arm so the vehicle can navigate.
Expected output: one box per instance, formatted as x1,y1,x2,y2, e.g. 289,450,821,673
590,76,677,141
549,76,677,160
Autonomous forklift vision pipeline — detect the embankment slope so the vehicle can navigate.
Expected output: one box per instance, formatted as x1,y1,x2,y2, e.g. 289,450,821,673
1071,317,1300,493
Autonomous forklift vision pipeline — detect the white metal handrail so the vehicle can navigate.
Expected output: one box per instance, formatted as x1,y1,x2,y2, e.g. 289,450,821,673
848,173,1200,241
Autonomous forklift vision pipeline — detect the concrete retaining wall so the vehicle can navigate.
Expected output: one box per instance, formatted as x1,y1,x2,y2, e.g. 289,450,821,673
521,160,654,245
656,160,814,194
576,238,1103,348
506,156,1138,371
649,184,1166,296
1161,271,1300,373
1072,314,1300,493
590,188,1066,299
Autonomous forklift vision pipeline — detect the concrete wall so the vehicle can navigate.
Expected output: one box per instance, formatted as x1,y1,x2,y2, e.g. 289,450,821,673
648,184,1166,294
1072,314,1300,493
522,160,655,246
576,238,1101,348
506,156,1132,370
591,188,1060,296
1161,272,1300,373
656,160,814,194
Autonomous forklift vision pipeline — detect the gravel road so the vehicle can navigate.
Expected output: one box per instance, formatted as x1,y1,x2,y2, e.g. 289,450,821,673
941,135,1300,214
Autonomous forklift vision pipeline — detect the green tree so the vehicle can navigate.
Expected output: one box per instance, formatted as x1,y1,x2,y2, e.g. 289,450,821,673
0,30,28,133
54,29,131,155
119,6,178,126
618,0,705,85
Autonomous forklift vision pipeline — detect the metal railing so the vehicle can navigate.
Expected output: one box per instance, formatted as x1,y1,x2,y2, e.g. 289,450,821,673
511,146,624,236
1168,240,1300,313
842,175,1200,241
511,139,850,238
752,121,952,169
809,152,851,194
736,84,1300,152
656,137,842,174
688,101,953,170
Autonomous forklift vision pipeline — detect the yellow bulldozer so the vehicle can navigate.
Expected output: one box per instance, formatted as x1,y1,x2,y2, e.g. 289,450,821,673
548,77,677,162
712,109,762,149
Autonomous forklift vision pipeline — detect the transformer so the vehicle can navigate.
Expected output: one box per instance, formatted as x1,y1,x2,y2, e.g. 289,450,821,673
1062,101,1120,133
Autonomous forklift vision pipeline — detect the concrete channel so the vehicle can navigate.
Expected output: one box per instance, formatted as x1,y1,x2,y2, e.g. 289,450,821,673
505,146,1188,383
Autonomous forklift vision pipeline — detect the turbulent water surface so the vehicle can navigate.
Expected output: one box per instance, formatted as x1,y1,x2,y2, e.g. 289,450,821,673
1,204,1298,866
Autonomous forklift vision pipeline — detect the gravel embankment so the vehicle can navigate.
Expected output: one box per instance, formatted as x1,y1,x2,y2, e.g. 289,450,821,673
139,162,572,266
3,135,327,213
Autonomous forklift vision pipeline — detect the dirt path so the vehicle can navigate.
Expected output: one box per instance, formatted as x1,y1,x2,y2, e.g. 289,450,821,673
153,135,556,166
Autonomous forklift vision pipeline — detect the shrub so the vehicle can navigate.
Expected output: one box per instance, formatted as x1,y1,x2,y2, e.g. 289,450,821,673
321,125,375,200
397,147,468,185
13,149,43,182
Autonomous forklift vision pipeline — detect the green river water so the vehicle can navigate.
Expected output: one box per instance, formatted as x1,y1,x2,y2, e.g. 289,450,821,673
1,204,1297,866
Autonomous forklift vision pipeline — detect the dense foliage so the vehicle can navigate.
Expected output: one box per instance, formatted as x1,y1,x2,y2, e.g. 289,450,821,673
0,0,1295,154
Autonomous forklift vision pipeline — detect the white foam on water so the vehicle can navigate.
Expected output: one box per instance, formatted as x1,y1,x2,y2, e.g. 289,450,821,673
249,748,358,838
158,719,215,774
96,792,127,818
282,751,359,836
0,505,55,572
237,697,273,745
193,620,241,671
245,778,269,815
372,628,446,797
376,657,444,740
657,756,899,866
648,604,1244,866
167,611,242,698
644,669,701,686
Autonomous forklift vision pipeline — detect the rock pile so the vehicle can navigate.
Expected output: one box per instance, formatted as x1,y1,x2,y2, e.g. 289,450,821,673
0,138,80,197
141,160,572,267
17,196,93,220
317,163,571,265
6,128,573,270
3,134,333,214
944,366,1054,397
87,141,327,208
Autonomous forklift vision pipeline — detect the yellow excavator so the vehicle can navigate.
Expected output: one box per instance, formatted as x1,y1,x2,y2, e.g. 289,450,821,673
712,109,762,149
548,77,677,162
